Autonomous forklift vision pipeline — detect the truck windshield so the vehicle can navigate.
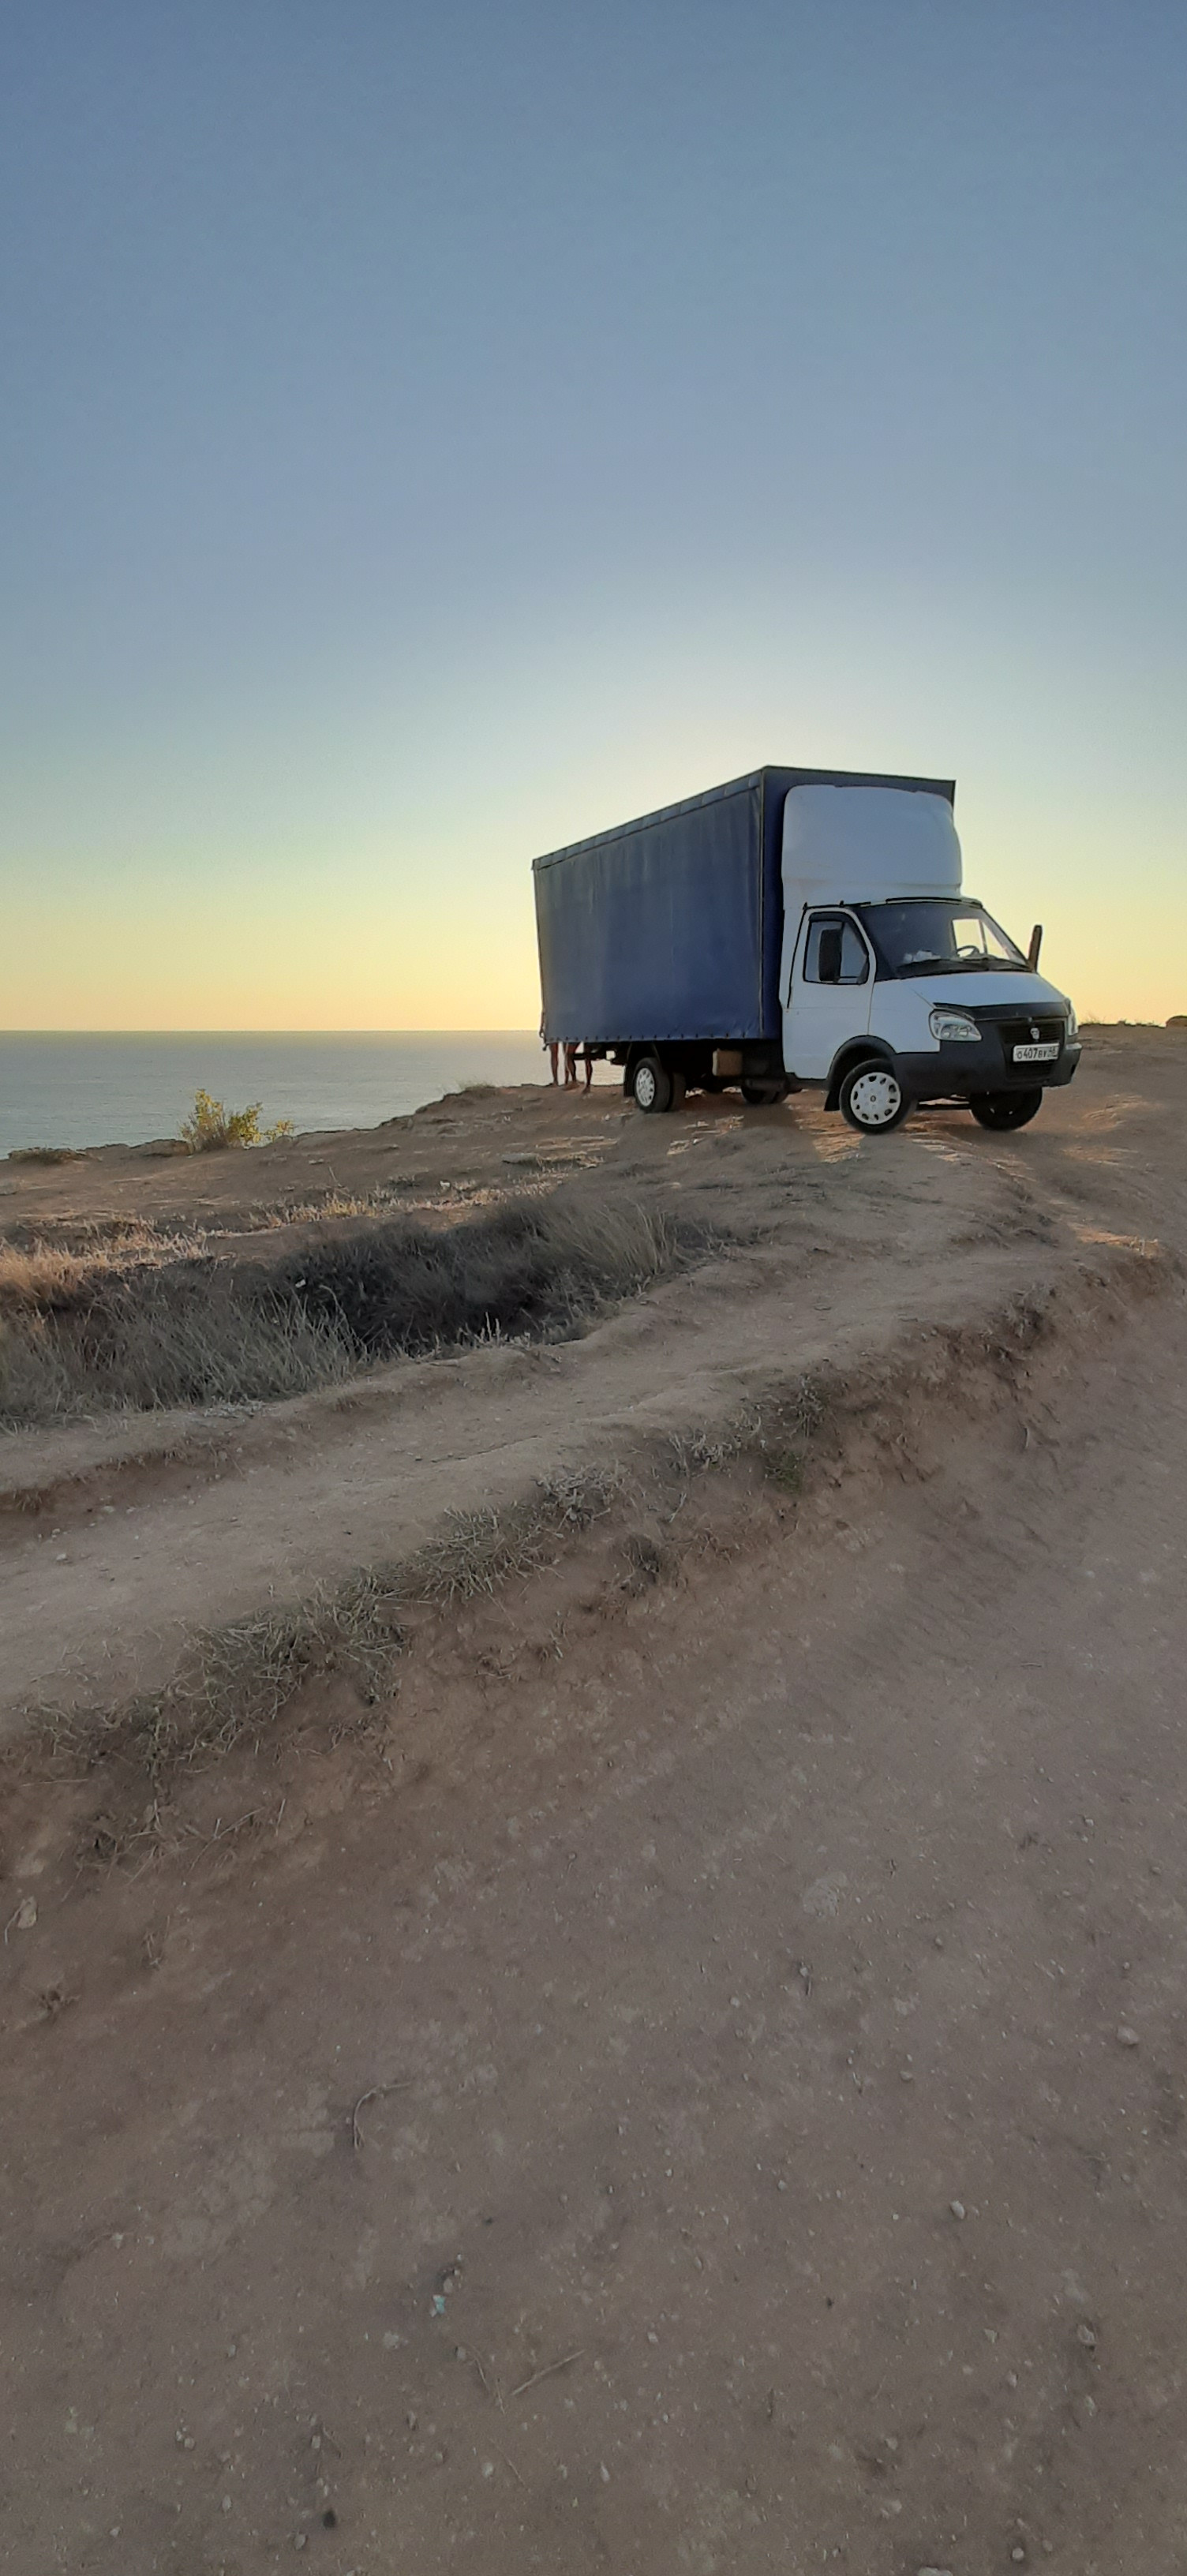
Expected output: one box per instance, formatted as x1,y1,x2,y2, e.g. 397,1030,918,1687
857,900,1026,977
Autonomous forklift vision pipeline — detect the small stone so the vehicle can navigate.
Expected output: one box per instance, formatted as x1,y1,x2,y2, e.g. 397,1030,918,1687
222,2496,232,2512
1013,2552,1027,2564
1117,2025,1140,2047
12,1898,37,1934
600,2462,610,2482
1077,2323,1097,2348
294,2537,307,2554
949,2200,966,2221
481,2461,494,2478
916,2566,954,2575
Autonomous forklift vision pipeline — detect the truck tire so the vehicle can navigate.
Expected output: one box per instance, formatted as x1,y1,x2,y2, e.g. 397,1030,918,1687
969,1088,1043,1131
741,1078,788,1106
838,1059,909,1134
632,1054,673,1114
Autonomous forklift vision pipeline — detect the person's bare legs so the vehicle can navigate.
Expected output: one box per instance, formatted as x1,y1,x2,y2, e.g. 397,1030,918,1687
548,1042,559,1085
564,1043,579,1088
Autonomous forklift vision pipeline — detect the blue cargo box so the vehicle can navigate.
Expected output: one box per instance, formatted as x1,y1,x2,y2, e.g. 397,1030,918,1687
533,766,953,1046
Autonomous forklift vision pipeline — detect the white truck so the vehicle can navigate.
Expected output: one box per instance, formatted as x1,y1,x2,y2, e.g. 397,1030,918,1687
534,766,1080,1133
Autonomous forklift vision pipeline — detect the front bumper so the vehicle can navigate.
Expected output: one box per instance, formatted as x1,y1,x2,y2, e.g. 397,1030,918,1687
895,1035,1082,1103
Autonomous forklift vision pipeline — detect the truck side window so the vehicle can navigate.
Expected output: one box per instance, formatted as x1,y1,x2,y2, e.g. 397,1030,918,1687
803,915,869,986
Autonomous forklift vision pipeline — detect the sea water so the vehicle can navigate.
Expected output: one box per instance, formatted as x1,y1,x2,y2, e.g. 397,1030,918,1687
0,1031,574,1157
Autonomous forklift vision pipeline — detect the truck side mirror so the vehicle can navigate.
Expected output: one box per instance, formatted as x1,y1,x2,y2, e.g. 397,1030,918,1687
817,925,844,984
1028,923,1043,970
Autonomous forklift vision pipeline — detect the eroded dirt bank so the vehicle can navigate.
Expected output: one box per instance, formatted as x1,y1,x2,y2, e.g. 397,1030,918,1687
2,1029,1186,2574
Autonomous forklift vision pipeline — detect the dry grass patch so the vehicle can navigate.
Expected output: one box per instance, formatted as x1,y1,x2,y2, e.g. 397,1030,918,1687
0,1194,706,1425
34,1568,410,1792
6,1146,84,1166
23,1462,630,1817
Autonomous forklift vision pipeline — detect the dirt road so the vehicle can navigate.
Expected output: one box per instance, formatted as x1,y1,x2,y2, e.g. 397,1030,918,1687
1,1027,1181,1728
2,1032,1186,2572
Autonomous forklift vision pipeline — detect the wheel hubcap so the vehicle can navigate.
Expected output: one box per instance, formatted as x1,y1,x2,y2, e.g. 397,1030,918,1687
635,1063,657,1109
850,1069,901,1127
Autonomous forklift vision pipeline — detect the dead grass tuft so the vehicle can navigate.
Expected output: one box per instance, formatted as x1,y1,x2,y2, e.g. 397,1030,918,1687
406,1462,625,1606
36,1570,408,1790
751,1375,826,1494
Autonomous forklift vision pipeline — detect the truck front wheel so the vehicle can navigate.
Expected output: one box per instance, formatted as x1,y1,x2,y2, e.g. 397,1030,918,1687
632,1054,673,1114
838,1060,909,1134
969,1088,1043,1131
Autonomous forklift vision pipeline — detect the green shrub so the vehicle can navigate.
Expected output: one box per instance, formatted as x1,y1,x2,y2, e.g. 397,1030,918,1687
178,1091,294,1152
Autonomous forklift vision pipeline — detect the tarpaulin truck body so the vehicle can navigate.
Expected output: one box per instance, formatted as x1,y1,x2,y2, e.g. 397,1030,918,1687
533,764,1080,1134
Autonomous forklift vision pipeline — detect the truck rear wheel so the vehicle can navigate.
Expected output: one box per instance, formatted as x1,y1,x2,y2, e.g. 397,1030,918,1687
740,1078,788,1106
969,1088,1043,1131
838,1060,909,1134
632,1054,673,1114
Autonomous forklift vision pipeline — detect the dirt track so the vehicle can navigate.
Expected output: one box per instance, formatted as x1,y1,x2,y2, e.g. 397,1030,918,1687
2,1029,1186,2573
0,1030,1178,1729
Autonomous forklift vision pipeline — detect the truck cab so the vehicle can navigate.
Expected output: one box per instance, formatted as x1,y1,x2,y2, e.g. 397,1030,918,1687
777,784,1080,1133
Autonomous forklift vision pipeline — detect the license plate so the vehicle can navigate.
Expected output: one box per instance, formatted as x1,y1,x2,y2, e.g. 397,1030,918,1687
1013,1040,1059,1063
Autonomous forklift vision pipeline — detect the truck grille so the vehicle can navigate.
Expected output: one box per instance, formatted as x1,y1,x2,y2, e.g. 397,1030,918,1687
990,1015,1065,1064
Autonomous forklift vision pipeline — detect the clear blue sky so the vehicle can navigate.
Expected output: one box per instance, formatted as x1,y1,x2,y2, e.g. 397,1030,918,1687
2,0,1184,1025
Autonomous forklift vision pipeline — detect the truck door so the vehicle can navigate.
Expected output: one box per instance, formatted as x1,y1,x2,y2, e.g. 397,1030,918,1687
784,912,873,1080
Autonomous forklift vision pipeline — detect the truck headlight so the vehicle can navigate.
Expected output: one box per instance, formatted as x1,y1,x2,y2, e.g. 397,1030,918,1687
1065,1001,1078,1039
929,1008,980,1043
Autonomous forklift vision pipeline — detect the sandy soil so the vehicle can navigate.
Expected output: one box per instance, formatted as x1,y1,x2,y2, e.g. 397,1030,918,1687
2,1028,1186,2573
